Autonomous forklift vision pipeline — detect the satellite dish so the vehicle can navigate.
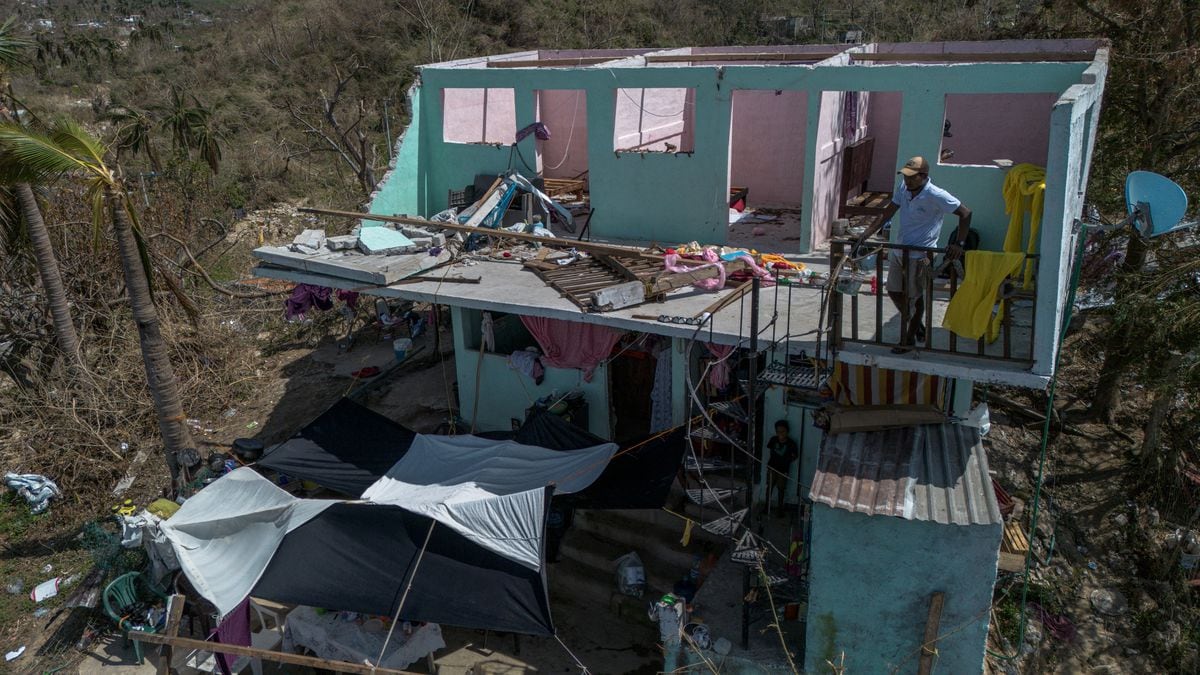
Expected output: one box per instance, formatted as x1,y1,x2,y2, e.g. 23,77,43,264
1125,171,1190,238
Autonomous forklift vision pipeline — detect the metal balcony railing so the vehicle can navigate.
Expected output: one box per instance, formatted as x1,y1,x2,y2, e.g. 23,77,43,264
829,239,1039,364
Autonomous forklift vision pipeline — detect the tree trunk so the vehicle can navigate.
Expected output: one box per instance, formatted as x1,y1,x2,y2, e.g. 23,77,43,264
1090,235,1154,421
1090,329,1128,422
1140,352,1185,485
107,186,194,485
17,182,83,374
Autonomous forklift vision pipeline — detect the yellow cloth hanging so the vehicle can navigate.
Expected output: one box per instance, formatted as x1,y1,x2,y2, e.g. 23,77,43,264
1002,163,1046,290
942,250,1025,342
680,519,694,547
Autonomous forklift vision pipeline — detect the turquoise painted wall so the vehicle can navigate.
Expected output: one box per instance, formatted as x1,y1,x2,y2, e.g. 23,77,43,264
450,307,612,435
367,85,424,224
367,60,1089,253
805,507,1001,674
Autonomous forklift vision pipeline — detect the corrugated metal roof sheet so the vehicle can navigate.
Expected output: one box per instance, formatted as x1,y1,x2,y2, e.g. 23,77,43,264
809,424,1002,526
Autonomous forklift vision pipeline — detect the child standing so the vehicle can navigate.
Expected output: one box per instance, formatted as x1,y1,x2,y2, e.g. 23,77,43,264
766,419,799,514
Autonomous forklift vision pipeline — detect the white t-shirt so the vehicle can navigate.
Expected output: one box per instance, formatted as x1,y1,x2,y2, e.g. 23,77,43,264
891,180,961,256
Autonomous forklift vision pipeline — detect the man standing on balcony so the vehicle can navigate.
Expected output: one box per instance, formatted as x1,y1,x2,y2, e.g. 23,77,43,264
855,156,972,352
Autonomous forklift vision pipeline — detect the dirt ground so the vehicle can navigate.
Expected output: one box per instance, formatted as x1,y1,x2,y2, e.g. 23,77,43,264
979,316,1199,674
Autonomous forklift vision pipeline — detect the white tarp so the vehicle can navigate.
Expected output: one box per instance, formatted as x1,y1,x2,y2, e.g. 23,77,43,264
369,434,616,495
360,435,616,570
160,468,337,617
162,435,617,614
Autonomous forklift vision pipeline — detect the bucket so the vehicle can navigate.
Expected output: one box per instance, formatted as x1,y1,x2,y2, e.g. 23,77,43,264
835,274,864,295
393,338,413,362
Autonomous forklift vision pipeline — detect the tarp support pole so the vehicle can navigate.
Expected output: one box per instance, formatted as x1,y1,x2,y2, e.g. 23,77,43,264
376,519,438,666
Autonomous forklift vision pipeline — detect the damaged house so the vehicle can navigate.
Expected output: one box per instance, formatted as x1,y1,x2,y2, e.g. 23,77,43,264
252,39,1109,673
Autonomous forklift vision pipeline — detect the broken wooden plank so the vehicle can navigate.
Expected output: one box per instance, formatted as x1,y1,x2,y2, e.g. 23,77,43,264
998,521,1030,571
694,279,754,319
650,258,749,295
918,592,946,675
854,51,1095,63
129,631,420,675
487,56,623,68
828,405,947,435
157,595,186,675
645,51,842,63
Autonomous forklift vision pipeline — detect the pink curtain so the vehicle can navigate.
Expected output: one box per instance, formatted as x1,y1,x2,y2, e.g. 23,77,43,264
520,316,624,382
212,598,251,674
705,343,735,390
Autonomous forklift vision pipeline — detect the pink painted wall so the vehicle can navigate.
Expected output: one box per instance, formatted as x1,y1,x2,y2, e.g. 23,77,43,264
442,88,516,144
536,90,589,180
941,93,1059,166
613,88,695,152
729,90,807,207
866,91,902,192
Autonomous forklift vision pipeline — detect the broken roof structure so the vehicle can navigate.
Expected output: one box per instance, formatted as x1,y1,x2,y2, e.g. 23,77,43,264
243,39,1111,674
255,38,1108,389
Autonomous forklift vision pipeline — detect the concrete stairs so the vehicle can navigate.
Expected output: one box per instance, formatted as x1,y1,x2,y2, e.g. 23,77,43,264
548,481,734,613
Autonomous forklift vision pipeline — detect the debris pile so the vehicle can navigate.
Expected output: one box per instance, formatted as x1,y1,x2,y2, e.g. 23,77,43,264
255,171,825,315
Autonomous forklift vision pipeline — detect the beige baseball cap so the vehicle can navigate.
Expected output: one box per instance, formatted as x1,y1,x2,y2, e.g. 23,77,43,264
898,156,929,176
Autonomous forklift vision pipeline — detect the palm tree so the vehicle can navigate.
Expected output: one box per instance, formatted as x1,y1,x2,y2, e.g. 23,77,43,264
0,18,82,372
106,106,161,171
0,119,195,482
158,85,221,174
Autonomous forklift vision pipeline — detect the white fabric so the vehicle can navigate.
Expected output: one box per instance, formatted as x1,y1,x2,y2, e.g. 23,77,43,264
160,468,337,617
162,435,617,614
371,434,616,495
374,481,548,570
283,605,444,670
361,434,616,570
138,510,181,584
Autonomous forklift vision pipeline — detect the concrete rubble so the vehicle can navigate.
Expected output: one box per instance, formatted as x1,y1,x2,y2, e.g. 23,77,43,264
290,228,326,254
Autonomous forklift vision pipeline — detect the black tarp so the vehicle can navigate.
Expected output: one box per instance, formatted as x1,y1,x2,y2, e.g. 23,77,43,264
258,399,685,509
252,494,555,636
257,398,415,497
515,410,687,509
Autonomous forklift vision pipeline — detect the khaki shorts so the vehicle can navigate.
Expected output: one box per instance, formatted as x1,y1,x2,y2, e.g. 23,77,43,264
885,252,929,307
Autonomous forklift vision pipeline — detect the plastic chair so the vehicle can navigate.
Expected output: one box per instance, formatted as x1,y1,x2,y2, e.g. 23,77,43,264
102,571,168,664
228,600,287,675
181,599,289,675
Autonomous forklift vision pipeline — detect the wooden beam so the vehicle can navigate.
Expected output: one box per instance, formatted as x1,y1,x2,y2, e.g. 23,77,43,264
645,52,842,63
918,591,946,675
157,595,186,675
694,279,753,319
129,631,421,675
650,258,749,295
300,207,664,261
487,56,625,68
853,51,1094,62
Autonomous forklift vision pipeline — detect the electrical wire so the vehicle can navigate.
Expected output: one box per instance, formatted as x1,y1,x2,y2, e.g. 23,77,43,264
553,634,592,674
1010,225,1092,658
544,91,582,171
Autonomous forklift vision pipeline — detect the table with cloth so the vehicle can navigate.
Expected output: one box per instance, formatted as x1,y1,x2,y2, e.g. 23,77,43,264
282,605,444,670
